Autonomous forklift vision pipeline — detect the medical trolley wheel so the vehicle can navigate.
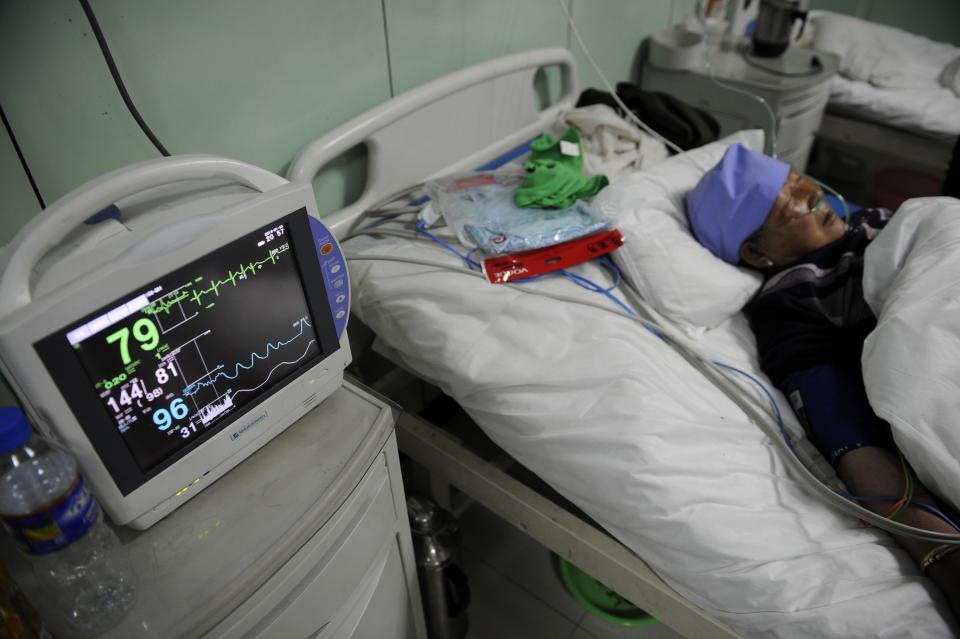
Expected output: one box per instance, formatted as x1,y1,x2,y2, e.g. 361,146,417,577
556,556,659,628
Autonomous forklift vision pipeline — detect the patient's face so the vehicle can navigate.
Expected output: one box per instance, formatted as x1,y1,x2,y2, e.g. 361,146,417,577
739,169,845,268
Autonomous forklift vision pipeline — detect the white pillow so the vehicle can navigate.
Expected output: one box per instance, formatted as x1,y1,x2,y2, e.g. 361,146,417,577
597,130,765,336
811,11,960,86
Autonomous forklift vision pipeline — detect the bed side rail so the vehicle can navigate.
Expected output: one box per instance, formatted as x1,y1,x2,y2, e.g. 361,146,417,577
286,47,578,238
396,411,742,639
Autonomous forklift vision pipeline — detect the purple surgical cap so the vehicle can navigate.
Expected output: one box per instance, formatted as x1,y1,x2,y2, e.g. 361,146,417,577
686,144,790,264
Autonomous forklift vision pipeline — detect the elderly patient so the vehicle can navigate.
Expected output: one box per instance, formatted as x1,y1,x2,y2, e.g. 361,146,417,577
686,144,960,616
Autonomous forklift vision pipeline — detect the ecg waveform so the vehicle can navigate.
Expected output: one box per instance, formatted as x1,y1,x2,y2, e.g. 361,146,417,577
182,317,312,398
144,244,290,315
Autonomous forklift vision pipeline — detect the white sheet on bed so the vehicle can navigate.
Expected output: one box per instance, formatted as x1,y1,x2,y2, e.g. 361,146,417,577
811,11,960,140
863,197,960,514
827,76,960,141
345,227,956,636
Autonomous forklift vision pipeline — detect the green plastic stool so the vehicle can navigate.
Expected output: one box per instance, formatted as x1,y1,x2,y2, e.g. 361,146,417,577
556,556,659,628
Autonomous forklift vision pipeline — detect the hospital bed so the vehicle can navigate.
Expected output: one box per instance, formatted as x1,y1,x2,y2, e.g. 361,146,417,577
807,11,960,207
286,48,958,637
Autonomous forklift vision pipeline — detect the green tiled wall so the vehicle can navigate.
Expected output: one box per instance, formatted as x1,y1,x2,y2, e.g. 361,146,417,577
0,121,41,240
384,0,569,95
0,0,953,244
0,0,391,242
570,0,674,92
809,0,960,46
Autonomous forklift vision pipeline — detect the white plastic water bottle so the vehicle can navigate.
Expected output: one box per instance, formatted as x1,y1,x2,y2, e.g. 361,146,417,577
0,407,136,636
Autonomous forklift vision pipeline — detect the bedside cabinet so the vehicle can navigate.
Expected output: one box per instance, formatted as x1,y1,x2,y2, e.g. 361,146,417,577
641,46,839,170
7,380,428,639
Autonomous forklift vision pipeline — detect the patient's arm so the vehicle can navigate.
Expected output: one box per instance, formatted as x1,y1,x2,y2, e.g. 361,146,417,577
838,447,960,618
782,364,960,618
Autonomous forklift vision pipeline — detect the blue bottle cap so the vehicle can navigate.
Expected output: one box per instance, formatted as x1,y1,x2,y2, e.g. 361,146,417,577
0,408,32,453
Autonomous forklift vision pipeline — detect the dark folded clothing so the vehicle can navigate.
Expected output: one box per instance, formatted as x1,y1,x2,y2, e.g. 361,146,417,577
576,83,720,151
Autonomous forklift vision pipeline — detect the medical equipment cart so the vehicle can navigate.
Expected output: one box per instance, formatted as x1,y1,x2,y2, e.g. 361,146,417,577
2,380,427,639
641,46,838,170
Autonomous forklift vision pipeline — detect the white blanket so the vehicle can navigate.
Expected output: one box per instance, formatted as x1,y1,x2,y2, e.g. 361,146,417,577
863,197,960,513
826,75,960,141
347,230,957,637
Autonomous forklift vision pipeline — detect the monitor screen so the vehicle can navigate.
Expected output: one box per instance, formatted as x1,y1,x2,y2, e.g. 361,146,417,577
62,219,322,472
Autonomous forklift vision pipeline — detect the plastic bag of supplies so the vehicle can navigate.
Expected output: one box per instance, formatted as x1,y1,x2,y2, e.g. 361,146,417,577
426,169,611,255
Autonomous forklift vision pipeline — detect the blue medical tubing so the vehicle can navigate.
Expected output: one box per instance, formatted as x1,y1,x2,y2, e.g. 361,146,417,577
840,494,960,533
566,255,620,293
712,361,794,452
415,220,482,270
899,502,960,533
558,258,636,317
600,256,621,291
710,362,960,533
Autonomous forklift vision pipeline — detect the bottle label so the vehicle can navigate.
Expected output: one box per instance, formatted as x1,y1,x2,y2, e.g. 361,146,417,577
1,475,99,554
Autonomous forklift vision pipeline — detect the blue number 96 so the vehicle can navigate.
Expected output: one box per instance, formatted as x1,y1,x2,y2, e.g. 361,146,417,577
153,398,189,431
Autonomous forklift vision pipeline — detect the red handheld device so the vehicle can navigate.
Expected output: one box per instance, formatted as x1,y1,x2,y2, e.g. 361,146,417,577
481,229,625,284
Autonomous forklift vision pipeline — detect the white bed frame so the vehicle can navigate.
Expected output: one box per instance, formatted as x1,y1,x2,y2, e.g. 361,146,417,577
287,48,741,639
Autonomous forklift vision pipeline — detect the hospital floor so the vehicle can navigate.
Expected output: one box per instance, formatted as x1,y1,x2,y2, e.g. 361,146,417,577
455,498,684,639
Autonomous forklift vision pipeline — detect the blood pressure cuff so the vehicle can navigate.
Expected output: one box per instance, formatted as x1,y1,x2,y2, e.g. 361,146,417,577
783,364,894,468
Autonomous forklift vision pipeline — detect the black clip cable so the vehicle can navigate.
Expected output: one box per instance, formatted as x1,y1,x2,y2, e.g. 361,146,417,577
0,101,45,209
78,0,170,157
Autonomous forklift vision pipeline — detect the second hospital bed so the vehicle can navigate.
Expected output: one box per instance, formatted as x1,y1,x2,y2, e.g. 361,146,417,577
807,11,960,207
287,48,959,638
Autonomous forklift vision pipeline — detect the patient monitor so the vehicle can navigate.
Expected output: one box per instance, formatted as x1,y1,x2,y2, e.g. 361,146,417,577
0,156,350,529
